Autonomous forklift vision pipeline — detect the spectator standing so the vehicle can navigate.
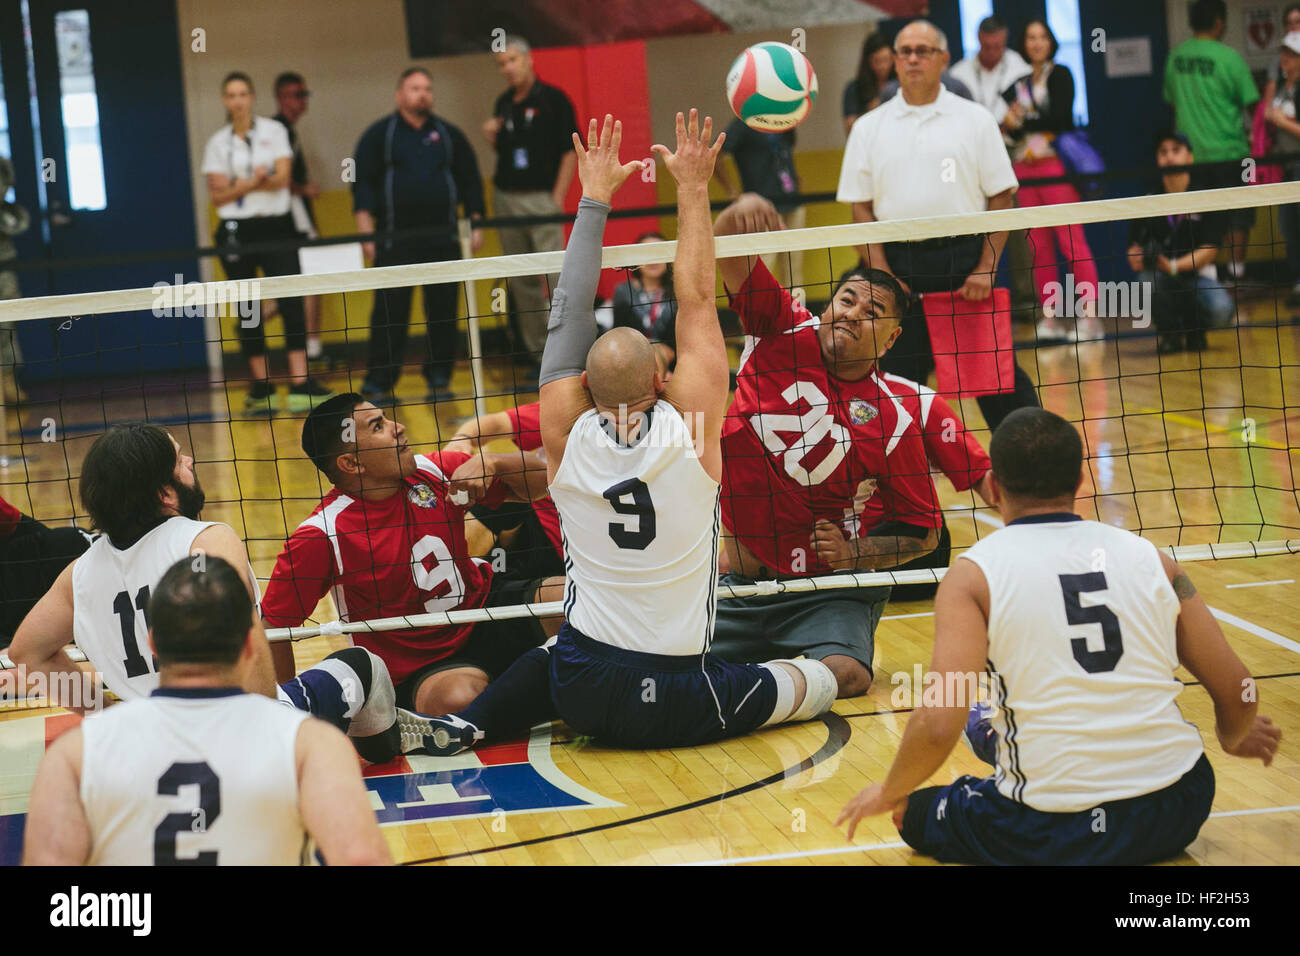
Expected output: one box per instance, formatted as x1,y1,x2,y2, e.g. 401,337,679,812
202,72,332,414
484,36,580,387
1266,32,1300,306
949,15,1031,123
611,231,678,367
949,15,1037,324
1002,19,1103,343
843,33,896,135
272,71,324,364
353,67,485,404
837,20,1039,432
1260,5,1300,108
716,123,805,290
1163,0,1260,280
1128,132,1234,354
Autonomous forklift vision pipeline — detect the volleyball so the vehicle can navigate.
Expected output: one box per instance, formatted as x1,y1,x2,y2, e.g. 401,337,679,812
726,41,819,132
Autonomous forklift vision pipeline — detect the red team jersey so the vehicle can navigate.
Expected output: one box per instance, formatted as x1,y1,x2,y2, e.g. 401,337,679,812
723,261,942,575
261,452,507,682
503,403,564,559
860,372,992,529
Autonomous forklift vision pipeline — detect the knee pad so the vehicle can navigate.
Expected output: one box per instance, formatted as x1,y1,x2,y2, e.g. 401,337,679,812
760,659,838,725
787,659,837,721
323,647,396,739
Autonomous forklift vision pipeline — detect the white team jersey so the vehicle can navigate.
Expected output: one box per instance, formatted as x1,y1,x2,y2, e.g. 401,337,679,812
549,401,720,655
962,515,1204,812
80,689,310,865
71,518,259,702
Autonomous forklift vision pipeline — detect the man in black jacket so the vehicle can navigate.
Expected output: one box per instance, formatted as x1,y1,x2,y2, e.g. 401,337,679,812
353,67,486,403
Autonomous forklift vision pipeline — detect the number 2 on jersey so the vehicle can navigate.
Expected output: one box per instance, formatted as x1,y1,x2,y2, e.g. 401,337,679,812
154,761,221,865
1059,572,1124,673
112,586,155,679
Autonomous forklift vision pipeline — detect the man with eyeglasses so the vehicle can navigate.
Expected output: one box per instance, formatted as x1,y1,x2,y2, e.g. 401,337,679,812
273,71,325,364
837,19,1040,433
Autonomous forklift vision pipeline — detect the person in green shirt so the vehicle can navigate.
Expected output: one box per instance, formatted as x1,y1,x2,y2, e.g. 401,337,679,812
1159,0,1258,280
1163,0,1261,280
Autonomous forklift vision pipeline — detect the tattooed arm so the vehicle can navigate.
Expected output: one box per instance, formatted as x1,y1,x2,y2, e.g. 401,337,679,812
1160,551,1281,765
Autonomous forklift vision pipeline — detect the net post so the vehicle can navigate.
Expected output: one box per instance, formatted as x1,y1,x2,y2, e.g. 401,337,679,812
458,217,488,418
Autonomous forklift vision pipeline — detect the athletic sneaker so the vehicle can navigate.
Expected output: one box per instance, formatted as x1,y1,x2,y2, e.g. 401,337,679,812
961,701,998,766
1035,317,1074,344
396,708,484,757
1074,317,1105,342
286,378,334,412
243,381,280,414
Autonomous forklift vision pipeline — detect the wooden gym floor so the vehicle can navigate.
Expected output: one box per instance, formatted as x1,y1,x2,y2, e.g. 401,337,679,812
1,297,1297,865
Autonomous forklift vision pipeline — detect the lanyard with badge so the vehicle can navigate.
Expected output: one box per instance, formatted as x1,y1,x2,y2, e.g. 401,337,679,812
503,98,536,171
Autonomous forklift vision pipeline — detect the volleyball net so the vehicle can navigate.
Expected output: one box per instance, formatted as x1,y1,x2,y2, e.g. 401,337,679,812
0,181,1297,652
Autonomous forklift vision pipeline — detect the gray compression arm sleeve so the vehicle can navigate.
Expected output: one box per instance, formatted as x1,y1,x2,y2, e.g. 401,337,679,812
539,196,609,386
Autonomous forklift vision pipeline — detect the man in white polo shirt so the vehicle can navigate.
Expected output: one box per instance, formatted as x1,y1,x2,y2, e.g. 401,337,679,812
837,19,1039,431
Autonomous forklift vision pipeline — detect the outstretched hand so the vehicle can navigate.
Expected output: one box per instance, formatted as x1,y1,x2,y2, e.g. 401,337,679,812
651,109,725,189
573,115,645,206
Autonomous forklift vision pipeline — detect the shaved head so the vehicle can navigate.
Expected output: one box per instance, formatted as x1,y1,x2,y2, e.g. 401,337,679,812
585,327,659,409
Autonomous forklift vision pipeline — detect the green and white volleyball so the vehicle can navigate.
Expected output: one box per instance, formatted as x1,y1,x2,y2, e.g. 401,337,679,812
726,41,818,132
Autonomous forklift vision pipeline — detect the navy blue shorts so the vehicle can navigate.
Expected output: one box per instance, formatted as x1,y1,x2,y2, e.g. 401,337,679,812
899,753,1215,865
549,624,779,749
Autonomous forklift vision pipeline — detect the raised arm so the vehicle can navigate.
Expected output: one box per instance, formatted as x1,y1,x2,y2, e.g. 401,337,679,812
713,192,783,296
656,109,729,482
538,115,645,479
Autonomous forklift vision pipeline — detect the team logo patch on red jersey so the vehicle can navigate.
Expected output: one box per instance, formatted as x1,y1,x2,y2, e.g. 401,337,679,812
407,484,438,509
849,399,878,425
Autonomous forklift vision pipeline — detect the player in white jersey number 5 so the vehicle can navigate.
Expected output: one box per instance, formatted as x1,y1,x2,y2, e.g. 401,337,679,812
23,556,390,865
837,408,1281,864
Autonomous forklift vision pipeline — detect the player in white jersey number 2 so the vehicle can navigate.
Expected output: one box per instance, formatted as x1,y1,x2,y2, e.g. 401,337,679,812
837,408,1281,864
23,555,390,865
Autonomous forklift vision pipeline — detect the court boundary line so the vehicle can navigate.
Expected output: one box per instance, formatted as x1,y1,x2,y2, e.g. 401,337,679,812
677,805,1300,866
1207,607,1300,655
397,713,851,865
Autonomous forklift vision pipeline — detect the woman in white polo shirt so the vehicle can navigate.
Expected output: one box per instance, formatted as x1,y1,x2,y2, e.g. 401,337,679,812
202,72,331,413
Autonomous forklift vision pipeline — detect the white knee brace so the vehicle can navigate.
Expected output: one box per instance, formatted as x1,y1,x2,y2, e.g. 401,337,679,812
760,659,838,726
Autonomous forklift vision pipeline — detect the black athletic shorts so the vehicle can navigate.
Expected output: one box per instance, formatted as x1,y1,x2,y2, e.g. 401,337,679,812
394,572,548,711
